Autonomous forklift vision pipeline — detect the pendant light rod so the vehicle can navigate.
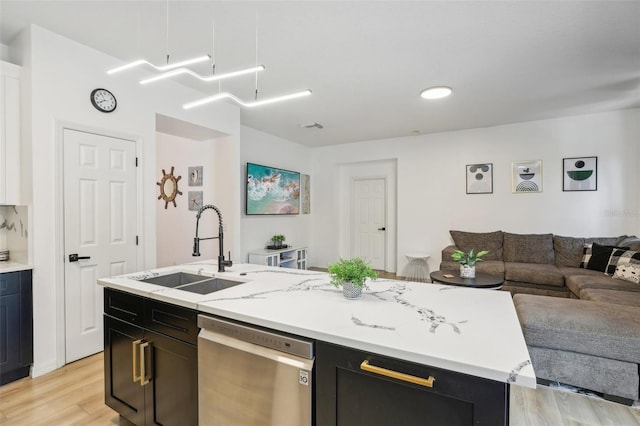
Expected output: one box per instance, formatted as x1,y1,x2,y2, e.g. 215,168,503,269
183,89,312,110
107,0,208,75
140,64,265,85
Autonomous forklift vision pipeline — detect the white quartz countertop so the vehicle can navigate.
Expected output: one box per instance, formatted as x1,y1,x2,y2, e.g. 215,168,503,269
0,261,33,273
98,261,536,389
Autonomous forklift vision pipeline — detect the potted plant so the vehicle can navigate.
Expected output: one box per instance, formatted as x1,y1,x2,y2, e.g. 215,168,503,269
327,257,378,299
451,248,489,278
271,234,285,249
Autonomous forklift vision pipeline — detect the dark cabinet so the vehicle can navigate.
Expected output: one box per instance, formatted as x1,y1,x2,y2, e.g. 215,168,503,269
104,288,198,426
315,341,509,426
0,270,33,385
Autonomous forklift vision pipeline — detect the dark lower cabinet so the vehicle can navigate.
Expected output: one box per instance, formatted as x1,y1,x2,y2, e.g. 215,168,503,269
0,270,33,385
315,341,509,426
104,288,198,426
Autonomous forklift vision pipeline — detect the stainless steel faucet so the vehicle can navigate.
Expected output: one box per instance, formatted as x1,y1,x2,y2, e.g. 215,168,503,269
192,204,233,272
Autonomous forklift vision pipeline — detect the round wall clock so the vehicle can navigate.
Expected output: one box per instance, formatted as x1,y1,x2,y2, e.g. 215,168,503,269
90,88,117,113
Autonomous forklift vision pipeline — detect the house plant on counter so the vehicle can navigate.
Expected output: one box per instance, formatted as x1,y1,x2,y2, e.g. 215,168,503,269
328,257,378,299
451,248,489,278
270,234,286,249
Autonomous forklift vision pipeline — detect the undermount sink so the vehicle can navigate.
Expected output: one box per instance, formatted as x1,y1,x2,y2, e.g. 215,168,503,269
140,272,245,294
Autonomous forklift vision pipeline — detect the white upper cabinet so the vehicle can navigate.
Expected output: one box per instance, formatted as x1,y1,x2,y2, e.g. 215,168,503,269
0,61,21,205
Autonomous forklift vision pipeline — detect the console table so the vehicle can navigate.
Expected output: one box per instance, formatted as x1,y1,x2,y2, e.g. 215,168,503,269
248,246,308,270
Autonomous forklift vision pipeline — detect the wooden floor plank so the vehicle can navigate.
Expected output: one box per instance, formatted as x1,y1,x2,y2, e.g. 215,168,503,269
1,351,639,425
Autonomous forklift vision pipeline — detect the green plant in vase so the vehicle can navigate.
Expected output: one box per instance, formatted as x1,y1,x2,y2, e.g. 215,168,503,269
451,248,489,278
327,257,378,299
271,234,285,248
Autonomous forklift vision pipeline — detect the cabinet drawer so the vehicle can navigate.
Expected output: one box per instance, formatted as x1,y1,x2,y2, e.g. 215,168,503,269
316,341,508,425
0,271,20,296
104,288,144,325
144,299,198,345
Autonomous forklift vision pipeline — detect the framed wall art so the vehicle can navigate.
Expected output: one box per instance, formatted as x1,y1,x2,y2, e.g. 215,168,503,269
563,156,597,191
301,174,311,214
246,162,300,215
188,166,203,186
466,163,493,194
512,160,542,193
188,191,203,211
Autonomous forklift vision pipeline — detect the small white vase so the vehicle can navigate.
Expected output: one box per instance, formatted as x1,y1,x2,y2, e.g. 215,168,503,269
342,281,362,299
460,265,476,278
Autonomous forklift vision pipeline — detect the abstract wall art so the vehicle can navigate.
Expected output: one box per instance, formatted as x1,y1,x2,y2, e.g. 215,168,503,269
466,163,493,194
512,160,542,193
246,163,300,215
563,156,597,191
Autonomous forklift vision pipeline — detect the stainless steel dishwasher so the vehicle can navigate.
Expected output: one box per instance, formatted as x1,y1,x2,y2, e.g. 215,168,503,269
197,315,314,426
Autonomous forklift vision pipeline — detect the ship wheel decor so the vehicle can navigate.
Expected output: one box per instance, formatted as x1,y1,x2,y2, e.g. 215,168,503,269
157,166,183,209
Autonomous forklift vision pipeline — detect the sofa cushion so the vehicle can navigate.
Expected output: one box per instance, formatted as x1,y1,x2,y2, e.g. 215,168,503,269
565,273,640,296
449,230,503,260
618,236,640,251
553,235,586,267
581,288,640,307
503,233,554,264
613,263,640,284
514,294,640,364
504,262,564,287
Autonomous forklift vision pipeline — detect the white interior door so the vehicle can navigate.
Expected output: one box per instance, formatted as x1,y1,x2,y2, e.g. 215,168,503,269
63,128,137,363
352,178,386,270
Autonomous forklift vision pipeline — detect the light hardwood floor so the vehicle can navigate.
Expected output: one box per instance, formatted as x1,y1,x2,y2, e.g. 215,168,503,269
1,352,639,425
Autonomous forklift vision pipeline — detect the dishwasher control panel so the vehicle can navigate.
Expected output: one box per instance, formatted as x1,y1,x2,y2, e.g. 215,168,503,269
198,315,314,359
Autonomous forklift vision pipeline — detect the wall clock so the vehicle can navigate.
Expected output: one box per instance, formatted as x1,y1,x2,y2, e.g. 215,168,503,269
90,88,117,113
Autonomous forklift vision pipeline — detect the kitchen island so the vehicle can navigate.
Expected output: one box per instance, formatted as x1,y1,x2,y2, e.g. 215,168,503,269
99,261,536,425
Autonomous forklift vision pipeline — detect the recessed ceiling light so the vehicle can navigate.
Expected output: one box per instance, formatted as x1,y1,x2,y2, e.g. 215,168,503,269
420,86,452,100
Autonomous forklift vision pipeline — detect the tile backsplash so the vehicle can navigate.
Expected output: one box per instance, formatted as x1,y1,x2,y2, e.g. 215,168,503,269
0,205,29,264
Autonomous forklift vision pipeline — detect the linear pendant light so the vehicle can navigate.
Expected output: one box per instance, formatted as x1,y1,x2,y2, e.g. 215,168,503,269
140,64,265,85
107,55,210,75
183,89,312,109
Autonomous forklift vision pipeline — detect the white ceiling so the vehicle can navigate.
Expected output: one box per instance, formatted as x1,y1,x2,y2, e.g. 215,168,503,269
1,1,639,147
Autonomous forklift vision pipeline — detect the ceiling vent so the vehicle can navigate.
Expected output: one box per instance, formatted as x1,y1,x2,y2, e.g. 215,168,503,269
302,122,323,129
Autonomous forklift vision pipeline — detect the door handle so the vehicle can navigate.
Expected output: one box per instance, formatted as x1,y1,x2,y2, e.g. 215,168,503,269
378,227,386,231
360,359,434,388
140,341,151,386
69,253,91,262
132,339,142,383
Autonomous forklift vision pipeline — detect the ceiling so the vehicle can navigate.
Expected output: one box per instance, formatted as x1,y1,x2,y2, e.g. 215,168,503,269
1,1,639,147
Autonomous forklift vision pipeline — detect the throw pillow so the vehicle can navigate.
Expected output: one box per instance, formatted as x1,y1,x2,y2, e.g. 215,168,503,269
579,243,592,268
613,263,640,284
449,230,503,260
606,249,640,275
586,243,629,273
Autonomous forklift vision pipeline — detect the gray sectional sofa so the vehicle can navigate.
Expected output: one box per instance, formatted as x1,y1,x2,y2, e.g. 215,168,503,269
439,230,640,404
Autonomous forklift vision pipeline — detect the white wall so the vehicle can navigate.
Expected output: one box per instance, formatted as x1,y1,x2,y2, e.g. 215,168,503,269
240,125,313,263
156,132,219,267
13,25,241,376
311,109,640,275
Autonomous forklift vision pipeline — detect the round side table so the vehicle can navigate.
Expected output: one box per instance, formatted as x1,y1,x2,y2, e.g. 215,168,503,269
402,253,431,283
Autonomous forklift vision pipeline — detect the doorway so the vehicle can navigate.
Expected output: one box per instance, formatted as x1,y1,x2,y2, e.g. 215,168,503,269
351,178,387,270
62,128,138,363
342,159,397,273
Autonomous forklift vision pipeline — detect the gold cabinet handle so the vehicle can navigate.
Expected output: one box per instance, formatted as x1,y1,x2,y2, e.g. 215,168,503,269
132,339,143,382
140,341,151,386
360,359,435,388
